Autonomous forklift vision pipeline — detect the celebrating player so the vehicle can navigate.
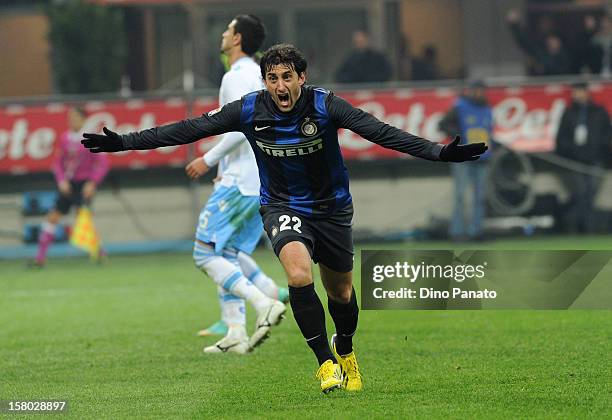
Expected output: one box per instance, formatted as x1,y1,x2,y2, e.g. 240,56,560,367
82,44,487,393
185,15,288,354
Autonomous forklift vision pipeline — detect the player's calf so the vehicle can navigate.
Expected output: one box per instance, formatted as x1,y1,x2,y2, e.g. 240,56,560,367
193,242,269,308
327,287,359,356
194,241,286,348
237,251,284,300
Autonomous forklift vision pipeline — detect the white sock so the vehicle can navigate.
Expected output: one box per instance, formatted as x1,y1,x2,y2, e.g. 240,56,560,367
237,251,280,299
216,286,226,321
218,286,246,326
227,324,247,340
194,242,271,313
229,277,271,314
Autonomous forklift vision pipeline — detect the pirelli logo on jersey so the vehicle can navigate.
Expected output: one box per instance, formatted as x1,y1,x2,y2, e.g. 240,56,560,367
255,138,323,157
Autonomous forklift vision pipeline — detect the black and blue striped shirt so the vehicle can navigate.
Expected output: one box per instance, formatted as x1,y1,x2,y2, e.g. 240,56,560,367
121,86,443,216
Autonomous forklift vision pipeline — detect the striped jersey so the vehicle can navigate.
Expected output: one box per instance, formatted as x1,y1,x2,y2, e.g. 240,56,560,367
120,86,443,216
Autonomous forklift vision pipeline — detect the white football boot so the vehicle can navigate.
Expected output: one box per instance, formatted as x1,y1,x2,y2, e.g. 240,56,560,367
248,300,286,350
204,327,249,354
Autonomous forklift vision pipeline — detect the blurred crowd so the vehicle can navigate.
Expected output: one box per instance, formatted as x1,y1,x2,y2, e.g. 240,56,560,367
333,10,612,84
334,30,440,84
506,9,612,77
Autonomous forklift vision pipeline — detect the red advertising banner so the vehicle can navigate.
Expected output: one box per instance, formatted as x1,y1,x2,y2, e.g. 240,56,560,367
336,82,611,159
2,83,611,174
0,98,221,175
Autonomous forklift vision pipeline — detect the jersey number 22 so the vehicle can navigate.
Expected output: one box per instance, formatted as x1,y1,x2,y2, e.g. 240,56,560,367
279,215,302,233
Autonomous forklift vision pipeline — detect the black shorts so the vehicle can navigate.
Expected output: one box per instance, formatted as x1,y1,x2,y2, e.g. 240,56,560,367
55,181,91,215
260,204,354,273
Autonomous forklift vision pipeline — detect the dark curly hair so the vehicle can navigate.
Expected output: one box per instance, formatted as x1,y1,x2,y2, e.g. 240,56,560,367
259,44,307,79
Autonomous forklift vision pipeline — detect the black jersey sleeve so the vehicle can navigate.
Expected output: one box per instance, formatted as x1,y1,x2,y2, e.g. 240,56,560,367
121,99,243,150
327,93,443,161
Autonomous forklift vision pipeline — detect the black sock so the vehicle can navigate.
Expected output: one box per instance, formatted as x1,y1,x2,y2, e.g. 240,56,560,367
328,287,359,356
289,284,335,365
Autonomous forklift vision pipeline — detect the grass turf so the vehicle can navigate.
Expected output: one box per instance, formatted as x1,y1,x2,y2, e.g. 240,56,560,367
1,239,611,418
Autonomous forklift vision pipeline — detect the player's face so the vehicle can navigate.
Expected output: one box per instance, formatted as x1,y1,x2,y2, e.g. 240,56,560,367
220,19,239,53
264,64,306,112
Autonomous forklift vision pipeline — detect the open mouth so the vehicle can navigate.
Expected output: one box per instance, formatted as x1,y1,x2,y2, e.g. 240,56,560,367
277,92,290,108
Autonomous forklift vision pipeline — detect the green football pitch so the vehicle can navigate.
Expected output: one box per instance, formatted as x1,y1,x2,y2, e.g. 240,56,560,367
2,238,611,418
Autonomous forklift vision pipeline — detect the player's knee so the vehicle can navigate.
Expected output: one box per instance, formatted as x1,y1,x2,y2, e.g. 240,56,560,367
193,243,224,277
236,251,258,277
195,256,240,287
220,248,241,267
193,242,245,290
327,286,352,304
193,252,212,273
285,266,312,287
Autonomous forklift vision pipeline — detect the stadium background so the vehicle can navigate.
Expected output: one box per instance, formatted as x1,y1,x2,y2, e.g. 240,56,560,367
2,82,612,255
3,0,612,254
1,0,611,418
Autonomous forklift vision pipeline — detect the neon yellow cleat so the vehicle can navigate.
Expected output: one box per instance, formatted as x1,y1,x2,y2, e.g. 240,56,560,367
315,360,342,394
331,334,363,391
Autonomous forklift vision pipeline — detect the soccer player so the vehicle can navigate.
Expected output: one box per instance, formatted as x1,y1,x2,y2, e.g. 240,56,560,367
32,107,109,267
185,15,288,353
82,44,486,393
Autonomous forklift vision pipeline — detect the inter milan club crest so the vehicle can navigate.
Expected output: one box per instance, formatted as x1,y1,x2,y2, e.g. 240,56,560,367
300,118,318,137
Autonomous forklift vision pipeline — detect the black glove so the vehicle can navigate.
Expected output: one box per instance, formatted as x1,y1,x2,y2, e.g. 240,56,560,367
439,135,488,162
81,127,125,153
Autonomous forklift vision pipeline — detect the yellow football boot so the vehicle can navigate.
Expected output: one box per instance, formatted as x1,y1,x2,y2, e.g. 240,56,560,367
331,334,363,391
315,360,343,394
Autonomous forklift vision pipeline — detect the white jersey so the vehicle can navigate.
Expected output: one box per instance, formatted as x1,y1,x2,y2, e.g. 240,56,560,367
203,56,263,196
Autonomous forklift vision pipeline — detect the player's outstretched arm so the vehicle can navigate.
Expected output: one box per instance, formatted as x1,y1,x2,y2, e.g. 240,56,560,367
81,100,243,153
328,93,487,162
82,127,124,153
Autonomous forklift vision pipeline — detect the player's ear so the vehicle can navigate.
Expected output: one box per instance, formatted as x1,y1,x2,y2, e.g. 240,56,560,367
234,32,242,48
298,72,306,86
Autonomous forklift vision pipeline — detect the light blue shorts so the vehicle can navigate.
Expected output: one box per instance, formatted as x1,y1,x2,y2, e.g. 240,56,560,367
195,185,263,255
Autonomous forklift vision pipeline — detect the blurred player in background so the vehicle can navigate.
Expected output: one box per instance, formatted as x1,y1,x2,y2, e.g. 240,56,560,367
82,44,486,393
439,80,494,241
185,15,287,354
32,107,109,267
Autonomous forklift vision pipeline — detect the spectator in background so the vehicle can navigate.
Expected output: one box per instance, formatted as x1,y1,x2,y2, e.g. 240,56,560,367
397,34,413,81
555,82,611,233
439,81,494,241
569,15,599,74
411,44,440,81
586,15,612,77
507,8,573,75
334,30,392,84
31,107,109,267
